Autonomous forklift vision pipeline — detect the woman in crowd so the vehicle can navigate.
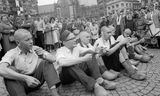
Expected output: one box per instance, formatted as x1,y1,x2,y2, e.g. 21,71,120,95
50,17,60,50
43,17,52,52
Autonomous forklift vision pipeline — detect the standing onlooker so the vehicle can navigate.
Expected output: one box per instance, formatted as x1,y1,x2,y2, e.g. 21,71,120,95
50,17,60,50
43,17,52,52
34,16,45,48
91,22,99,45
150,3,160,46
134,11,148,39
0,15,16,54
99,17,109,36
112,10,125,39
124,11,136,34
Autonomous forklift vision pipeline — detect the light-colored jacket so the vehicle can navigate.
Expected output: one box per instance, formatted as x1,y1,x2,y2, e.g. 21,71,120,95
152,9,160,28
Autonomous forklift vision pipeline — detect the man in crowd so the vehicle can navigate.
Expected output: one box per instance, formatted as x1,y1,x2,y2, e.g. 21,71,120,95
112,10,125,39
56,30,117,96
0,29,60,96
94,26,146,81
77,31,119,80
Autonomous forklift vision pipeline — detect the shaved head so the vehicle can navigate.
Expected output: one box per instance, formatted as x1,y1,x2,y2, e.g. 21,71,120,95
124,28,131,33
79,31,91,45
123,28,132,37
79,31,90,40
14,29,33,51
14,29,31,42
101,26,112,40
101,26,112,34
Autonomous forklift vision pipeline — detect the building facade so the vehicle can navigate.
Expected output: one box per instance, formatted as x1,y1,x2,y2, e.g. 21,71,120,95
19,0,38,16
57,0,98,18
97,0,140,16
141,0,160,6
57,0,79,18
106,0,140,15
38,4,56,17
7,0,38,16
0,0,10,14
97,0,107,16
78,5,99,18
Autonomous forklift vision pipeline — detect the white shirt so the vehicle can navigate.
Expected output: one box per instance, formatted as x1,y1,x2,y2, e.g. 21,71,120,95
34,20,45,31
76,43,95,52
94,36,116,50
116,35,125,42
117,15,122,25
56,46,80,69
0,46,45,75
56,43,95,70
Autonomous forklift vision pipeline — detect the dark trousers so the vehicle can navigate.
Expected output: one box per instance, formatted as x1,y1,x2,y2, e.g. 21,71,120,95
114,25,122,39
35,31,44,48
102,49,124,72
4,60,60,96
60,56,102,91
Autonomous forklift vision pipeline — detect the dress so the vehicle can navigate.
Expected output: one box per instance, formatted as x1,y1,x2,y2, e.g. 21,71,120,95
50,23,59,44
44,23,53,45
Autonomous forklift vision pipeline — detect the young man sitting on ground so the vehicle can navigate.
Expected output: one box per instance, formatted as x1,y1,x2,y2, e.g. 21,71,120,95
0,29,60,96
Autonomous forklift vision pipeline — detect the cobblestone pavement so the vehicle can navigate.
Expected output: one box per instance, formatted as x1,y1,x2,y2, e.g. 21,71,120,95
0,49,160,96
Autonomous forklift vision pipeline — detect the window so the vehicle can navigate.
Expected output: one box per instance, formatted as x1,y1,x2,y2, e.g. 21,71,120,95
112,5,114,9
3,7,6,11
116,4,119,8
112,10,115,14
121,3,124,7
126,3,128,7
108,7,110,10
0,6,3,11
130,3,132,7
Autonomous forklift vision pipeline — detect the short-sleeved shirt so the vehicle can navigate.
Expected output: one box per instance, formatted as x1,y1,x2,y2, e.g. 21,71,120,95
0,46,47,75
56,44,95,69
116,35,124,42
94,36,116,50
56,46,80,69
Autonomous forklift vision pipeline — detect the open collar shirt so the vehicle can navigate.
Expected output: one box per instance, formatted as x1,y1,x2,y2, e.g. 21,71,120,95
0,46,43,75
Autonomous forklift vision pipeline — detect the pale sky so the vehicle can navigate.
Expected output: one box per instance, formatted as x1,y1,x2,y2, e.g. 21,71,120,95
38,0,58,5
38,0,97,6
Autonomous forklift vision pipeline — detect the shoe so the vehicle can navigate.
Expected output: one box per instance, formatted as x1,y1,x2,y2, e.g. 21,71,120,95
100,80,117,90
102,70,119,80
140,54,152,63
122,59,146,80
149,54,154,58
94,85,109,96
109,69,120,77
129,59,140,66
130,71,146,80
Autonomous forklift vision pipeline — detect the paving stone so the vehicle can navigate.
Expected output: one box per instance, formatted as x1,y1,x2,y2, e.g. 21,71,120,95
129,93,138,96
136,92,144,96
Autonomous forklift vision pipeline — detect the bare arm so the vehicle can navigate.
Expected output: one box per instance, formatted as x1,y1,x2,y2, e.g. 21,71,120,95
58,55,91,67
104,42,122,56
43,53,56,63
79,49,96,56
0,63,29,81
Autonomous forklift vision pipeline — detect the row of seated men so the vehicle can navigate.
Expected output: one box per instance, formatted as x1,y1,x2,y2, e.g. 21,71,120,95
0,26,153,96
